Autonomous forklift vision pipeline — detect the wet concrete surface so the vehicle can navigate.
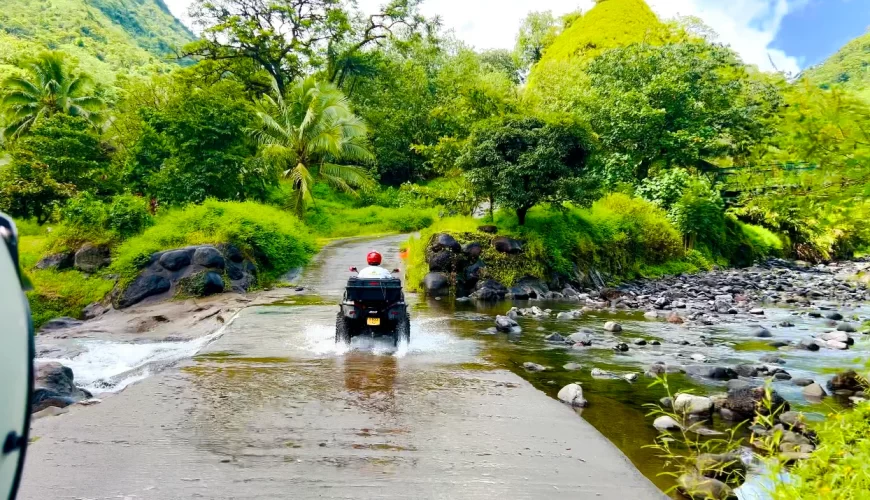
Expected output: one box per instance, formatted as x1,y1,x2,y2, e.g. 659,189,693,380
20,236,662,499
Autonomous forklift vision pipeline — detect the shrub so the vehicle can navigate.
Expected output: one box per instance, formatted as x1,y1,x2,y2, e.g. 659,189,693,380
636,168,692,209
61,191,108,228
107,193,153,238
667,178,726,252
112,200,317,286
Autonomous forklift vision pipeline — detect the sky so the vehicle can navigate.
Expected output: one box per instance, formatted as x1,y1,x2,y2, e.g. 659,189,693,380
162,0,870,75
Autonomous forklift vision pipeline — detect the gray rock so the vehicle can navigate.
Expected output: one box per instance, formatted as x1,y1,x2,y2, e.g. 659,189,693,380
726,379,752,391
825,311,844,321
32,361,91,413
522,362,548,372
38,316,83,332
677,473,734,500
779,321,795,327
696,452,747,482
828,370,864,393
646,363,683,377
82,302,107,320
613,342,629,352
773,371,792,381
462,242,483,259
802,383,826,400
563,362,583,371
721,386,789,421
604,321,622,332
660,397,673,409
643,310,659,320
623,373,638,382
778,411,806,432
673,393,714,416
752,326,772,338
491,236,523,254
427,250,456,272
819,330,851,344
653,415,682,431
591,368,615,379
192,246,225,269
714,300,731,314
158,248,193,271
568,331,593,346
495,315,519,333
557,383,587,407
35,252,74,270
735,364,761,378
544,333,566,342
759,354,785,365
633,339,648,346
118,274,171,308
431,233,461,253
791,378,815,387
797,338,821,351
74,243,111,273
470,279,507,301
750,308,765,315
686,365,738,381
202,272,225,295
825,339,848,350
423,272,450,297
837,322,857,333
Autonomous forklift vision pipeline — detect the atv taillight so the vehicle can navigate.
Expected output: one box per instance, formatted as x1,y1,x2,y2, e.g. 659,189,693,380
368,281,380,286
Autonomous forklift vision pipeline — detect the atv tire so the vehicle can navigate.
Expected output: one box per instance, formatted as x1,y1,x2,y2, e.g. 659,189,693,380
335,312,351,344
395,313,411,346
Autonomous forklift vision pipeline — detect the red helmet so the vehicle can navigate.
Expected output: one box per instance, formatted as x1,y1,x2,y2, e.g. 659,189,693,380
366,251,382,266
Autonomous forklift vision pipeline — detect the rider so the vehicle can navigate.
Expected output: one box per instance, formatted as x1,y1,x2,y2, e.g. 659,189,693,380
358,251,392,278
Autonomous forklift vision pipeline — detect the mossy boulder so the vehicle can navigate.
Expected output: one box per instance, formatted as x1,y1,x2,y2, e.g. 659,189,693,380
178,270,225,297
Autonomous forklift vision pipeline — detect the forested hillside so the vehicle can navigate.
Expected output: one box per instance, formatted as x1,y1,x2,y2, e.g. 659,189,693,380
0,0,194,84
803,29,870,102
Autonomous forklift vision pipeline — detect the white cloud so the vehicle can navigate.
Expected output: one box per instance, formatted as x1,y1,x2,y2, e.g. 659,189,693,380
162,0,805,74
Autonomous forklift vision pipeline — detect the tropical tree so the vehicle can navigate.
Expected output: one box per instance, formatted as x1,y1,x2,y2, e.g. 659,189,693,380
253,77,375,214
1,52,104,140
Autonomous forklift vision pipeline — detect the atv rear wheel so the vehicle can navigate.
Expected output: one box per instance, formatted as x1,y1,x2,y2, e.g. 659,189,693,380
395,313,410,345
335,312,351,344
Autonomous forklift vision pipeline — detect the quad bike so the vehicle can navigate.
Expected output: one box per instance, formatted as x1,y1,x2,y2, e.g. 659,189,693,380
336,268,410,346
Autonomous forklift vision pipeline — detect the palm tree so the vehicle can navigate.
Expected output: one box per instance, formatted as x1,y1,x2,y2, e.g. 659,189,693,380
1,52,104,141
252,77,375,215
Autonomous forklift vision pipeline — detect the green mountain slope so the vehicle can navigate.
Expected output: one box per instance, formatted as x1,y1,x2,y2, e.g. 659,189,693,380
803,30,870,102
537,0,663,64
0,0,195,84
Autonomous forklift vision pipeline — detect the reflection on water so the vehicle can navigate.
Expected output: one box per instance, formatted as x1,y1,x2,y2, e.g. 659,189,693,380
341,352,398,415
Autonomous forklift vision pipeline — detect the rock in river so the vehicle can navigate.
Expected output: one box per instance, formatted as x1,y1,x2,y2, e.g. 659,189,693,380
522,362,548,372
828,370,864,393
423,272,450,297
673,394,714,417
720,386,789,421
696,452,747,482
686,365,738,381
837,322,857,333
557,383,587,408
677,472,735,500
654,415,682,431
495,315,519,333
752,326,772,338
604,321,622,332
32,361,91,413
802,383,827,400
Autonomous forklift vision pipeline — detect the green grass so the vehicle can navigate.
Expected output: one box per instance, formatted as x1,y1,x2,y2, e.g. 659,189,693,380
770,400,870,498
19,234,114,329
299,183,438,237
111,199,317,288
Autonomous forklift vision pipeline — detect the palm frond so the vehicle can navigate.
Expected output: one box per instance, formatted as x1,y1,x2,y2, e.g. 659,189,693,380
320,162,375,189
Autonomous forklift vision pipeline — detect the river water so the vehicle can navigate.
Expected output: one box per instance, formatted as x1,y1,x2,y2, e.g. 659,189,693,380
29,235,870,498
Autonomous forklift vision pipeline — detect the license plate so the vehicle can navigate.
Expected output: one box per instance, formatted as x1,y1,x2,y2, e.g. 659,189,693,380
367,317,381,326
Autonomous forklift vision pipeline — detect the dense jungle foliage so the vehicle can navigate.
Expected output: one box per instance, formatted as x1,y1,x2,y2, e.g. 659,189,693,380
1,0,868,324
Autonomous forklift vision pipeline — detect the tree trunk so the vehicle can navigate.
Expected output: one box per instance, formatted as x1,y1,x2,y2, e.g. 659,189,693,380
488,194,494,221
516,206,529,226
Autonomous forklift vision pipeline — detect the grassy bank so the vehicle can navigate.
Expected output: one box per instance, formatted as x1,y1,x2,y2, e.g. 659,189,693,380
406,194,782,292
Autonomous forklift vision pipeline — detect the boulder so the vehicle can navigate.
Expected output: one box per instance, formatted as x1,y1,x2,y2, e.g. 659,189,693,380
604,321,622,333
431,233,461,253
563,362,583,371
495,315,519,333
423,272,450,297
178,270,224,297
623,373,639,382
750,308,765,315
644,311,659,320
797,338,821,351
491,236,523,254
544,333,566,342
74,243,111,273
477,225,498,234
557,383,587,408
696,452,747,482
673,393,714,417
470,279,507,301
32,362,91,413
158,249,192,271
427,250,456,272
568,331,593,346
38,317,83,332
509,277,549,299
837,322,857,333
752,326,772,338
759,354,785,365
778,411,807,432
82,302,107,320
735,364,761,378
677,473,735,500
35,252,74,271
802,383,827,400
721,386,789,421
828,370,864,393
462,242,483,259
686,365,738,381
634,339,648,346
825,311,844,321
714,300,732,314
192,246,225,269
591,368,616,379
118,274,171,308
825,340,848,350
646,363,683,377
522,362,548,372
819,331,853,345
613,342,629,352
726,379,752,392
791,378,814,387
218,244,245,263
667,312,684,324
653,415,682,431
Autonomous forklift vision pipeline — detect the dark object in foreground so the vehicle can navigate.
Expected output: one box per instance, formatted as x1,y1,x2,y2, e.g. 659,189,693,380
336,276,410,346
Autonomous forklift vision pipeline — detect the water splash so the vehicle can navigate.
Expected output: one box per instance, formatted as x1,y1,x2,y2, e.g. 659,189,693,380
39,312,240,394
